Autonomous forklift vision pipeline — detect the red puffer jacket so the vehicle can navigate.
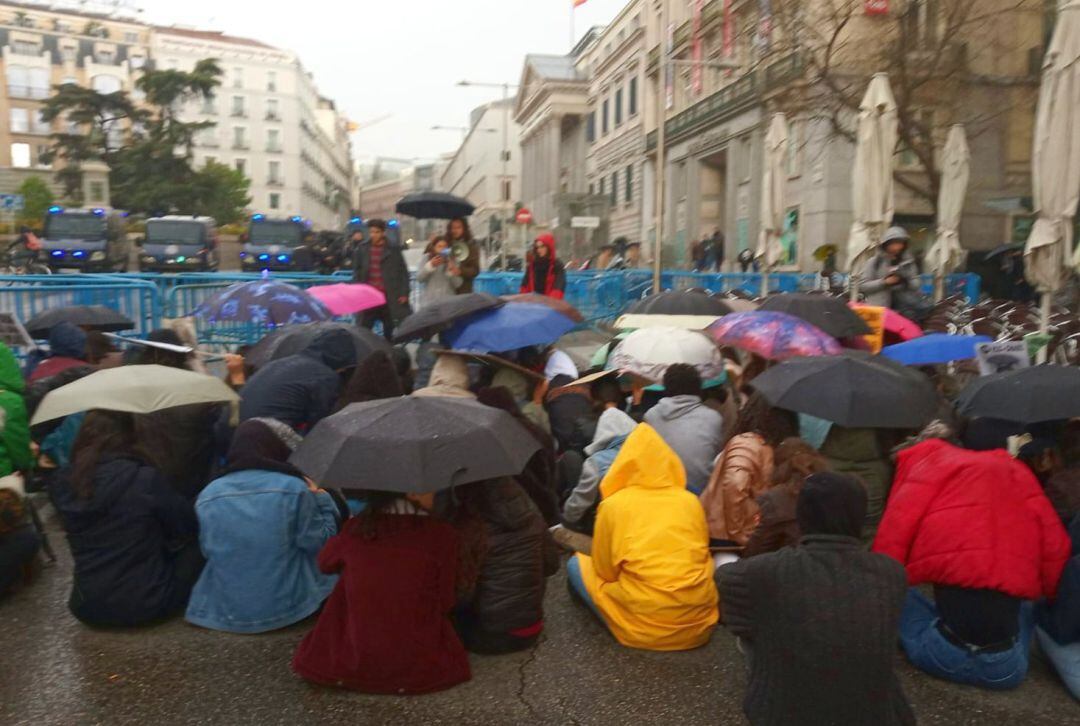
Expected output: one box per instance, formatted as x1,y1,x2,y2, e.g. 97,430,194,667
873,439,1069,600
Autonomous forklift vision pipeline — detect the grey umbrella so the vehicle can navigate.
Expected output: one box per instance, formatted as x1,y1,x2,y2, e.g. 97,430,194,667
749,351,937,429
289,396,541,493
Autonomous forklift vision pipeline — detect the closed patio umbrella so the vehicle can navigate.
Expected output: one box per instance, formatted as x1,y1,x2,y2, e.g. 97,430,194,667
926,125,970,301
1027,2,1080,346
756,113,789,296
846,73,898,301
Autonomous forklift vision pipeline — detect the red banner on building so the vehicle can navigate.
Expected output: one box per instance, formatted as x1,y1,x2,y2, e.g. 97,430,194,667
865,0,889,15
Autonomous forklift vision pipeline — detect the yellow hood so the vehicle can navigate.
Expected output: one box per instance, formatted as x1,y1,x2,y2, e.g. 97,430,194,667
600,423,687,500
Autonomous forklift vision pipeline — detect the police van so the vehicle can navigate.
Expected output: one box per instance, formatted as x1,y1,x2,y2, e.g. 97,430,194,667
40,206,129,272
138,216,219,272
240,214,318,272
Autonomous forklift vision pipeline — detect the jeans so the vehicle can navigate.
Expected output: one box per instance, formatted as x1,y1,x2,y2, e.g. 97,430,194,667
0,526,40,595
1036,626,1080,701
899,589,1033,690
566,554,602,620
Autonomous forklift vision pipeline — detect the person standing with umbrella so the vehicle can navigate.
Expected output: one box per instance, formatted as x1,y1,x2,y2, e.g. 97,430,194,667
520,234,566,299
446,218,481,294
353,219,412,341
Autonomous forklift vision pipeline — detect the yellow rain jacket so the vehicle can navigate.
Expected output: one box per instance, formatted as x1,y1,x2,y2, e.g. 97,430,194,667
576,424,718,651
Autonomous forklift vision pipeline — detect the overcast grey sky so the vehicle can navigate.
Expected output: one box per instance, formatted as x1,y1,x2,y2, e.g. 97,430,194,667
139,0,627,163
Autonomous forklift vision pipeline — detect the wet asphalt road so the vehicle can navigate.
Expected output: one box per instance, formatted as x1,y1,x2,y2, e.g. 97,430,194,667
1,510,1077,726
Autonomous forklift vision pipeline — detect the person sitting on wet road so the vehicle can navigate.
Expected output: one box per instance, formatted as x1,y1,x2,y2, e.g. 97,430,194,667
568,424,718,651
644,364,725,495
185,419,341,634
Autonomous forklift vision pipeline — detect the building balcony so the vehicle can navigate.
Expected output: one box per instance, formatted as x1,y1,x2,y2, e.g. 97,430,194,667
266,145,282,153
267,179,284,188
230,109,247,118
232,142,250,151
265,112,281,122
7,85,50,100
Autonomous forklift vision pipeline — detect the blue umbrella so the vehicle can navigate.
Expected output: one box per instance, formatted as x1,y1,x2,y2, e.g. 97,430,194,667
881,333,992,366
443,302,576,353
193,280,332,327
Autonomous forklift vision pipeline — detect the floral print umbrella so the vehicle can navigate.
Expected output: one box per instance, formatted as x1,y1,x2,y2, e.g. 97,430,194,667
193,280,332,327
707,311,842,361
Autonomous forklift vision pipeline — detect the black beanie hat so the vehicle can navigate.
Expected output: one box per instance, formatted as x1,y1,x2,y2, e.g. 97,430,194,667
796,471,868,539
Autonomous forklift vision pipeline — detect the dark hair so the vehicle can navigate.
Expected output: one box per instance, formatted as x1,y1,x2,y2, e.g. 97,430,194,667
662,364,702,398
136,329,190,369
69,410,143,499
734,391,799,447
447,217,472,242
390,346,414,394
84,331,118,365
437,481,491,602
367,218,387,232
424,236,448,256
335,350,404,411
591,376,624,408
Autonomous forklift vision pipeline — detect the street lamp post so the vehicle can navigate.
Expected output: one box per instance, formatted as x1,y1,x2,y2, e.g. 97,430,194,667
457,80,518,271
653,0,668,294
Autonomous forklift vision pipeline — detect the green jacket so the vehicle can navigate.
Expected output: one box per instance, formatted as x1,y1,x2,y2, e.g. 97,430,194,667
0,343,33,477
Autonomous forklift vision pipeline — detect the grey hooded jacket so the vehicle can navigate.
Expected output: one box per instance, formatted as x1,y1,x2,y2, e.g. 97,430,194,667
644,395,725,494
562,408,636,530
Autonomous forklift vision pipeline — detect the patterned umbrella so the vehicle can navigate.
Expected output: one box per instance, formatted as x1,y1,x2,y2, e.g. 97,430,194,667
193,280,332,327
707,311,842,361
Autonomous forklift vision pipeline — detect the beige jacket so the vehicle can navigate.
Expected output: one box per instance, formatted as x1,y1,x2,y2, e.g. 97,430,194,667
699,433,774,545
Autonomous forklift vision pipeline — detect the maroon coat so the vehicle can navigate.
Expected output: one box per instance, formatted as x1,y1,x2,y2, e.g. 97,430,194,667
292,514,470,694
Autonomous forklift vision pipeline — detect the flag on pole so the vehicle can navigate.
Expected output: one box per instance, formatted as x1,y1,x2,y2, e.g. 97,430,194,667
573,0,588,7
691,0,704,95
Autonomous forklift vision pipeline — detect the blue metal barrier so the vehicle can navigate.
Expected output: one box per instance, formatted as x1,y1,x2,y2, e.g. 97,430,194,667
0,275,162,341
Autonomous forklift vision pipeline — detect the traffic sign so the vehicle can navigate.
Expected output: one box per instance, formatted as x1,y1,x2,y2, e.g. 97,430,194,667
571,216,600,229
515,208,533,225
0,194,24,212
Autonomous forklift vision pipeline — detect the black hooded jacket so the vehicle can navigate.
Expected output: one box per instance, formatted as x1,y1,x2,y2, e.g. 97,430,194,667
239,329,357,430
455,479,559,639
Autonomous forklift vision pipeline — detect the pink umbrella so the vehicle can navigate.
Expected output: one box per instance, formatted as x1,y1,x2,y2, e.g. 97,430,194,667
849,303,923,343
307,283,386,316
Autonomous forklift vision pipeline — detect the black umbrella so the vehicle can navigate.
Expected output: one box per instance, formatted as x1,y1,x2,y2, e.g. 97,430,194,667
626,291,733,316
290,397,541,493
750,352,938,429
758,293,871,339
392,292,505,343
956,365,1080,424
245,322,389,370
396,191,475,220
25,305,134,339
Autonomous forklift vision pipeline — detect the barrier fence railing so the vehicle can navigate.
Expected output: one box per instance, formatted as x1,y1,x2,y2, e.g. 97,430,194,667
0,271,981,351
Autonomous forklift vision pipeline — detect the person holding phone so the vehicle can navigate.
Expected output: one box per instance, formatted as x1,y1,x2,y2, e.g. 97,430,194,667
417,236,463,307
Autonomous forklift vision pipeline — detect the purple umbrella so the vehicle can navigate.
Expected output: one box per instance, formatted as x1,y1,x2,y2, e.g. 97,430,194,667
193,280,332,327
707,311,842,361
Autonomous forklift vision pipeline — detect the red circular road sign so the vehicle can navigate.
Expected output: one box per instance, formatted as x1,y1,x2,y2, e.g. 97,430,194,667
515,208,533,225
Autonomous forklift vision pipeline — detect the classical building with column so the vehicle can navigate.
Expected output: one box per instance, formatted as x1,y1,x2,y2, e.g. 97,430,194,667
514,45,601,265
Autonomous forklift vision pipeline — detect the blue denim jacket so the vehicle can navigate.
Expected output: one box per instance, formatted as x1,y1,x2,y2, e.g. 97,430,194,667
185,469,339,633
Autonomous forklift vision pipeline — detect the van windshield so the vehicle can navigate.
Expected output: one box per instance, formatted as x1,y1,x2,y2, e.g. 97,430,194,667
249,220,302,246
146,220,205,245
44,215,107,241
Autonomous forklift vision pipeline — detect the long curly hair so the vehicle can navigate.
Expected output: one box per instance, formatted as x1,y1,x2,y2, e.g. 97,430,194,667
770,438,829,492
733,391,799,447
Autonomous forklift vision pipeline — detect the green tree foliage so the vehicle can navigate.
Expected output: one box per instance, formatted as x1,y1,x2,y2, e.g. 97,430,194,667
40,60,248,222
15,176,54,230
190,162,252,225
